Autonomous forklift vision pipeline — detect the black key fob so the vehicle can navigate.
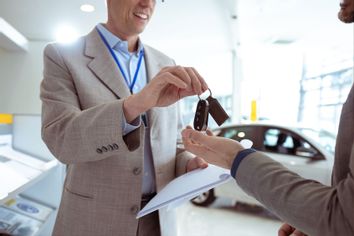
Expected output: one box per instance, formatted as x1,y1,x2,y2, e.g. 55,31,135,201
193,99,209,131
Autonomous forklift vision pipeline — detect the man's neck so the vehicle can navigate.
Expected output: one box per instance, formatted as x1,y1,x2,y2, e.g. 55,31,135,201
104,23,139,52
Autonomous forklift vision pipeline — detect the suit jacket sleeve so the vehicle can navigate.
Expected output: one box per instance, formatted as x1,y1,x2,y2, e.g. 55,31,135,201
235,149,354,236
40,44,136,164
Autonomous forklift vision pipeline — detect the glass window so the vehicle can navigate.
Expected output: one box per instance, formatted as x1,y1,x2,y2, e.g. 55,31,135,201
299,67,353,132
302,90,320,107
264,129,296,154
264,129,279,147
298,128,336,154
322,75,335,88
263,128,319,157
302,78,321,90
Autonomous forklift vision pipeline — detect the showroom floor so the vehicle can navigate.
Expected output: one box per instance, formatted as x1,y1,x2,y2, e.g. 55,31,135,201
176,198,282,236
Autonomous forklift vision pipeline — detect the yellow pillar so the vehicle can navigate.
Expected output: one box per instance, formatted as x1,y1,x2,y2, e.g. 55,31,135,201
250,100,257,122
0,114,13,124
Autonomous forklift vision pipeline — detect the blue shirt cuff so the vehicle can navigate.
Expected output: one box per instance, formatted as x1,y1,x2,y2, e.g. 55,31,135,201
230,148,256,179
122,113,141,136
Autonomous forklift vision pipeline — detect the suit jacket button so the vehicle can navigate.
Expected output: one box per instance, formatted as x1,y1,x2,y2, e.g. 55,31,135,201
113,143,119,150
108,144,114,151
130,205,139,214
96,148,103,154
102,146,108,152
133,167,141,175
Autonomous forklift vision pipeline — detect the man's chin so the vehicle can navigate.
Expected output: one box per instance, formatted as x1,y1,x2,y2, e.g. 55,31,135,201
338,11,354,23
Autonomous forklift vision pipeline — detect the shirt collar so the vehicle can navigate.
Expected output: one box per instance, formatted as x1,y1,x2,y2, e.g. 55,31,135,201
96,23,144,57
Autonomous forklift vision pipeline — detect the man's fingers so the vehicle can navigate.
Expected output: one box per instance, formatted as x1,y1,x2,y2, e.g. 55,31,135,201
161,66,208,95
158,66,191,90
182,128,226,151
182,133,220,163
278,223,295,236
178,89,198,99
292,230,307,236
182,135,209,158
184,126,212,136
196,156,208,169
185,67,202,94
192,68,208,92
160,66,173,72
186,157,208,172
169,66,192,88
206,129,214,136
160,72,187,89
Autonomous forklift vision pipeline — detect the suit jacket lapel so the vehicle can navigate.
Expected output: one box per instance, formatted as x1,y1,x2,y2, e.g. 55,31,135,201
85,31,165,135
144,46,164,134
85,28,131,98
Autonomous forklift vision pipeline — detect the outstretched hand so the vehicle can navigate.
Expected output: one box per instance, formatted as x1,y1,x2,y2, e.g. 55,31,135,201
182,127,244,169
185,127,212,172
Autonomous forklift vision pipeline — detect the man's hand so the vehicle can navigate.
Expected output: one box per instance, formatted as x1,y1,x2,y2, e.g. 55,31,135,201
278,223,307,236
181,127,244,170
123,66,208,122
186,156,208,172
142,66,208,108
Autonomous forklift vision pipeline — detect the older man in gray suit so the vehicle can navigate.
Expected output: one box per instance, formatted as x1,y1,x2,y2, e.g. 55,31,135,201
182,0,354,236
40,0,208,235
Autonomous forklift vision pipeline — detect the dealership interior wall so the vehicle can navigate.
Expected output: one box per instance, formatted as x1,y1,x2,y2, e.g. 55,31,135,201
0,0,353,235
1,0,353,129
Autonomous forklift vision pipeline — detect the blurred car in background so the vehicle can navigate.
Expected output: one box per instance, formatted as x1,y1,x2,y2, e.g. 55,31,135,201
191,123,336,207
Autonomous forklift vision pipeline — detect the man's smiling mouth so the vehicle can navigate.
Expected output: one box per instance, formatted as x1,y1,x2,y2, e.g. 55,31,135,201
134,12,148,20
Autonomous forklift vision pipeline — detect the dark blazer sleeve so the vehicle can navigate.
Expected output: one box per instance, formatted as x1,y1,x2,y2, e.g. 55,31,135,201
235,149,354,236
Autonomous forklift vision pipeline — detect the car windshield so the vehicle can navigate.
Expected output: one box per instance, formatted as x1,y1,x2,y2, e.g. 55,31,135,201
297,128,336,154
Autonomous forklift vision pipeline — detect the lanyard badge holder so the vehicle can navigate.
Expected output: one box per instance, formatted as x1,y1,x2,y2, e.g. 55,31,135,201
193,88,230,131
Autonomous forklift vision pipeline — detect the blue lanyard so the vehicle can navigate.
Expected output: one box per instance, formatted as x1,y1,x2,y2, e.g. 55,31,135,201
96,27,144,94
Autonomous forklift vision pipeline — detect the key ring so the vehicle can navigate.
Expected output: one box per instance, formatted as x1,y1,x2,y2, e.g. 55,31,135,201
198,88,212,100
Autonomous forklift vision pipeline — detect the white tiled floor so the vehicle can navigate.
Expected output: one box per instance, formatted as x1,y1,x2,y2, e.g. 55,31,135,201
176,199,282,236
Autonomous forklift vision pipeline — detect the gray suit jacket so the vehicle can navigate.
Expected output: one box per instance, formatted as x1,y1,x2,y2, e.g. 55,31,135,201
236,85,354,235
40,28,192,236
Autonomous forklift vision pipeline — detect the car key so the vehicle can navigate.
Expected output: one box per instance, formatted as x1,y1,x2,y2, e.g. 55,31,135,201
193,99,209,131
207,94,229,126
203,88,229,126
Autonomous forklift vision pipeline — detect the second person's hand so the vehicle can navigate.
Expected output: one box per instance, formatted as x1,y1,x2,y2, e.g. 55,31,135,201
181,128,244,170
278,223,307,236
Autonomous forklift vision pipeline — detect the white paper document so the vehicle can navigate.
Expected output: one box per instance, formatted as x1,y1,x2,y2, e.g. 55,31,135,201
137,164,232,218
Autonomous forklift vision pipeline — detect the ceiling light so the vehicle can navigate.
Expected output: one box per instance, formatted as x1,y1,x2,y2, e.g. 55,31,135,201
0,17,28,51
55,25,79,44
80,4,95,13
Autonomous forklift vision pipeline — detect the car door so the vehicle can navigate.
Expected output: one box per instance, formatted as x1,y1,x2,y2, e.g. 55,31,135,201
261,127,331,185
